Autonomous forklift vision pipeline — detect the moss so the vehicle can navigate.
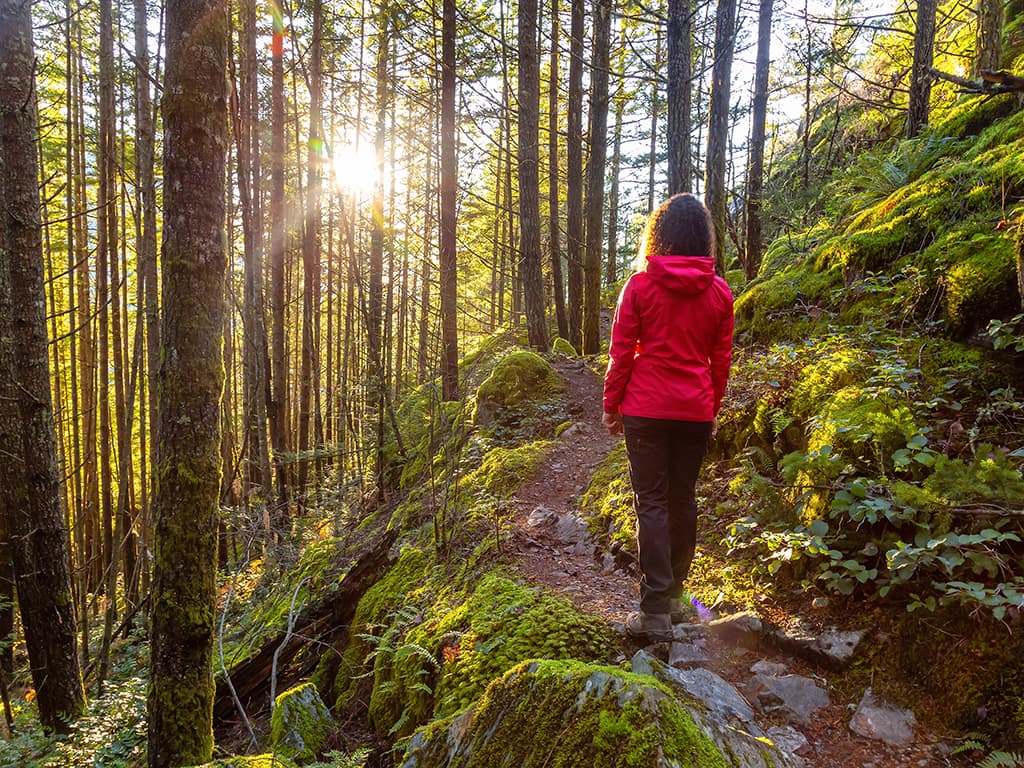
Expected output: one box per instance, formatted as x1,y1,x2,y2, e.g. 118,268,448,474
943,232,1018,336
579,441,635,552
473,350,564,426
192,756,296,767
269,683,333,764
550,336,577,357
463,441,554,499
399,660,730,768
932,95,1020,140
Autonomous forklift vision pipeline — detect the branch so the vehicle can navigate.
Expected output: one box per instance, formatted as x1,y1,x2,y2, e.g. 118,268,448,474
930,67,1024,94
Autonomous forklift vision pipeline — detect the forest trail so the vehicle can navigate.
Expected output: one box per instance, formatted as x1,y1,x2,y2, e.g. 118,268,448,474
508,358,951,768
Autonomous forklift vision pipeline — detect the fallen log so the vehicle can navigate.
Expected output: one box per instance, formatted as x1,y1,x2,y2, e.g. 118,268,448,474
930,67,1024,95
213,528,397,725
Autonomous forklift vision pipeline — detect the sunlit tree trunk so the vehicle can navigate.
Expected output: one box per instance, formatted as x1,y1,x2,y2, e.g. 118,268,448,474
606,17,627,285
440,0,460,398
907,0,936,138
743,0,773,280
0,0,86,731
147,0,228,758
647,21,662,213
667,0,693,194
582,0,610,354
975,0,1003,75
566,0,585,350
705,0,738,274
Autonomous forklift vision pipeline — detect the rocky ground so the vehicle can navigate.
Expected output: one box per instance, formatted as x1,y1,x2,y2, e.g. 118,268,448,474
509,358,958,768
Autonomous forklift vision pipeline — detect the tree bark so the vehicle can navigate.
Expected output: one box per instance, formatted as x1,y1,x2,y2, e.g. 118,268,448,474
907,0,937,138
566,0,585,351
705,0,738,275
667,0,693,194
519,0,549,351
549,0,568,340
583,0,611,354
0,0,86,731
743,0,773,280
974,0,1003,76
147,0,228,759
440,0,460,398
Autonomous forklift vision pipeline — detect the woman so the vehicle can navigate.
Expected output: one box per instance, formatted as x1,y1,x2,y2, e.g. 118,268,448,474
602,193,734,642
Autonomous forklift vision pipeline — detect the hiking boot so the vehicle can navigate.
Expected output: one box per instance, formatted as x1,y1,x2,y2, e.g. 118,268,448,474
625,611,673,642
669,597,698,624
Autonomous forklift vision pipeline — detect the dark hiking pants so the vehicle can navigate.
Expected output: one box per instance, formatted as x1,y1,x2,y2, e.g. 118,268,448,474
622,415,713,614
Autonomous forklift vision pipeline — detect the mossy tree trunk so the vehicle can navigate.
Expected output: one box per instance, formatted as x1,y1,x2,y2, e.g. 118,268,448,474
907,0,936,138
974,0,1004,75
146,0,228,760
582,0,611,355
0,0,86,732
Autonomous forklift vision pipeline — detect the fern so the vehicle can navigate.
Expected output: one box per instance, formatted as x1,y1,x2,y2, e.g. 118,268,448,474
980,752,1024,768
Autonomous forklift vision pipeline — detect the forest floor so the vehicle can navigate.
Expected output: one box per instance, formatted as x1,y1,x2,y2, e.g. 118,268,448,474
508,358,957,768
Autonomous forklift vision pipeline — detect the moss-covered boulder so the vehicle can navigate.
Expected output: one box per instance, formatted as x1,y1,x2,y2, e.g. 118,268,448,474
270,683,333,764
473,351,563,426
398,660,736,768
550,336,577,357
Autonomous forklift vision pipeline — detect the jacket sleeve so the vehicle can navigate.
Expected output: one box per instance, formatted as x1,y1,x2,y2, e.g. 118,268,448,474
710,284,734,417
603,277,640,414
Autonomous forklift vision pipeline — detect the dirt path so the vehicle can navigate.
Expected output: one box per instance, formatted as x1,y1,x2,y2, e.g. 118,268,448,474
508,359,952,768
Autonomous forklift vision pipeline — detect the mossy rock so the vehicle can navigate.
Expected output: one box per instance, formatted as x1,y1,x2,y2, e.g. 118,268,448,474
550,336,577,357
270,682,333,764
942,232,1018,337
398,660,733,768
473,351,564,426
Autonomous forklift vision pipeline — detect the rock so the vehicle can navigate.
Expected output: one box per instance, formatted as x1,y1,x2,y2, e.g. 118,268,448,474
270,682,333,764
707,611,762,648
767,724,810,764
473,350,563,426
767,622,866,670
669,639,709,666
633,651,756,725
526,505,557,527
751,660,788,676
551,336,578,357
399,659,759,768
849,688,916,746
746,673,830,724
812,597,830,609
630,651,796,768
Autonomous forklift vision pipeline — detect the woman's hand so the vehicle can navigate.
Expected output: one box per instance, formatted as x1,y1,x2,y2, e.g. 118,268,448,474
602,412,623,436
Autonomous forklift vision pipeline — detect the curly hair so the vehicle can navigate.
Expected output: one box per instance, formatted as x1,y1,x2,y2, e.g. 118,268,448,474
635,193,716,271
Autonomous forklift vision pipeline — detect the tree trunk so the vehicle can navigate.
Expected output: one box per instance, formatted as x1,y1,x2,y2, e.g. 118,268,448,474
269,0,289,506
705,0,738,275
582,0,611,354
440,0,460,398
647,22,662,213
519,0,549,351
566,0,585,350
0,0,86,731
549,0,568,340
743,0,773,281
975,0,1003,76
907,0,937,138
146,0,228,760
667,0,693,194
607,17,626,285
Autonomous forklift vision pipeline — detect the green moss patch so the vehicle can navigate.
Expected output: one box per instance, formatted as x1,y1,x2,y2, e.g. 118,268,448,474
399,660,730,768
473,351,564,427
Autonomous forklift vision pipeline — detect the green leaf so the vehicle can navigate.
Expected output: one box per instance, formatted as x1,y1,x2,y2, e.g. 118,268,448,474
810,518,829,537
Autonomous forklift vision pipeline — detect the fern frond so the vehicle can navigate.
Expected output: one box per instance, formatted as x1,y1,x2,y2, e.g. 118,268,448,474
979,750,1024,768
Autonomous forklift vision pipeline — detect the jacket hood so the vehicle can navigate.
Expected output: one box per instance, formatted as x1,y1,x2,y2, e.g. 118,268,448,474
645,255,716,295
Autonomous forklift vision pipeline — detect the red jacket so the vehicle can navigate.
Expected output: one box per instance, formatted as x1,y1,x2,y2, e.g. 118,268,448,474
603,255,734,421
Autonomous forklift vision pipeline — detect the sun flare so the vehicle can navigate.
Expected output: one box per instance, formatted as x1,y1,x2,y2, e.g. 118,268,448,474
331,142,379,195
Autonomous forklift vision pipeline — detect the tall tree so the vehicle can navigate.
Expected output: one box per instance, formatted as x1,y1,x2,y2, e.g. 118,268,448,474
743,0,774,280
566,0,585,351
0,0,86,731
974,0,1003,75
582,0,611,354
146,0,228,759
907,0,937,138
549,0,568,339
440,0,459,398
607,16,627,284
667,0,693,194
705,0,738,274
519,0,549,350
